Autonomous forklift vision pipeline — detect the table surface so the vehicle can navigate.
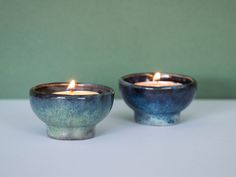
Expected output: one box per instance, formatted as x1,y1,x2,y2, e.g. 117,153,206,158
0,99,236,177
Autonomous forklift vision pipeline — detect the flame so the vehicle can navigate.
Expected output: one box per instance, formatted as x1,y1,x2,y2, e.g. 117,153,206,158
153,72,161,81
67,80,76,91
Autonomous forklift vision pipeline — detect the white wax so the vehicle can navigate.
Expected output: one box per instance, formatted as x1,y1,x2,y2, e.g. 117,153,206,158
135,81,182,87
52,90,99,95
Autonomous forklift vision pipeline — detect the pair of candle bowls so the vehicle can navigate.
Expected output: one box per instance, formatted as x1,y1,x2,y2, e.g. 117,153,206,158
30,72,197,140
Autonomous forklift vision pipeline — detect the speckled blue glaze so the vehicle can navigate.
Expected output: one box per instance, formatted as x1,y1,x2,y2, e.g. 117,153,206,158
30,82,114,140
119,72,197,126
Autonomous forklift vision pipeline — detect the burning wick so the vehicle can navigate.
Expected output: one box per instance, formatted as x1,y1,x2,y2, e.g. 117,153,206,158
67,79,76,94
153,72,161,81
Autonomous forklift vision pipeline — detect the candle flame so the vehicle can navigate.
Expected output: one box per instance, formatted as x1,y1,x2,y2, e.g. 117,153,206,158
67,80,76,91
153,72,161,81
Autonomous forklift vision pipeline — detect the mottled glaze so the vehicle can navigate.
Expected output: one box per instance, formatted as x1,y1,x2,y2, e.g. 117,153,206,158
119,72,197,126
30,82,114,140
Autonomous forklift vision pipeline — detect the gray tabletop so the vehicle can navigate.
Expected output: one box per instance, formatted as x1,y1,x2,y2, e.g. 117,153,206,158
0,99,235,177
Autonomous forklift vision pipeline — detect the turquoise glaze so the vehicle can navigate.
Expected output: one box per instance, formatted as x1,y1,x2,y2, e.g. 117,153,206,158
119,72,197,126
30,82,114,140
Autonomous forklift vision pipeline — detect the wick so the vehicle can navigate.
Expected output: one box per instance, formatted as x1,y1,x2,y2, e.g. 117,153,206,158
69,89,74,95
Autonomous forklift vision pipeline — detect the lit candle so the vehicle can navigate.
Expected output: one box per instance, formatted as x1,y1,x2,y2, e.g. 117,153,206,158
135,72,182,87
53,80,99,95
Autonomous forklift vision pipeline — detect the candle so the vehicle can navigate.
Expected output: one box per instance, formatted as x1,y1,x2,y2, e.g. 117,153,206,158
119,72,196,126
30,81,114,140
52,80,98,95
135,72,182,87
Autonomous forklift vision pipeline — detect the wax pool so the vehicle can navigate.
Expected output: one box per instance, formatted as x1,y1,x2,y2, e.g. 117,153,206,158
53,90,99,95
135,81,182,87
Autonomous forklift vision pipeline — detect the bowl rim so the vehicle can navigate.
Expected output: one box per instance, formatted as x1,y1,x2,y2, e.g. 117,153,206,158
119,72,197,90
30,82,115,98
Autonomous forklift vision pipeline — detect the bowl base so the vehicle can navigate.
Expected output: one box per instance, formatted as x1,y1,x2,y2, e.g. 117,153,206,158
47,126,95,140
135,111,180,126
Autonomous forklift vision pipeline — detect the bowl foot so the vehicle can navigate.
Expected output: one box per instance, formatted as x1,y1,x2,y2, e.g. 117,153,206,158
135,111,180,126
47,126,95,140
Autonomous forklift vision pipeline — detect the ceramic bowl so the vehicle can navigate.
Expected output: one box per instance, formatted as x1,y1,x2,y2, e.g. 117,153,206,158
119,72,197,126
30,82,114,140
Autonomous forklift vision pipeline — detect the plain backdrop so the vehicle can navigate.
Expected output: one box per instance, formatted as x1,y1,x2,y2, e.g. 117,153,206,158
0,0,235,98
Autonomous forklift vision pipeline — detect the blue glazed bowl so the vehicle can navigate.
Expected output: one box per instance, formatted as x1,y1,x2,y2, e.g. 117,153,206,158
30,82,114,140
119,72,197,126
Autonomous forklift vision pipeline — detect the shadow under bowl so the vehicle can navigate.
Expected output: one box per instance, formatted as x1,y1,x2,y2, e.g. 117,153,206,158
119,72,197,126
30,82,114,140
